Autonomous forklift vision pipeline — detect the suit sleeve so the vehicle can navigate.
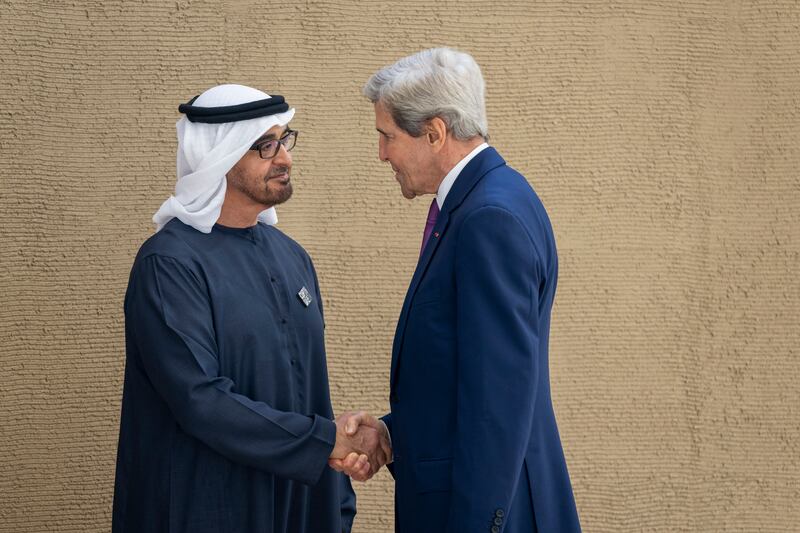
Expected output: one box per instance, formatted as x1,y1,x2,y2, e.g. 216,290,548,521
448,206,541,531
126,254,336,486
380,413,396,478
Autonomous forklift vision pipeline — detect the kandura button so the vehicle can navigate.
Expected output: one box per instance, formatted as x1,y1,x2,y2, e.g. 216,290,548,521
495,509,505,518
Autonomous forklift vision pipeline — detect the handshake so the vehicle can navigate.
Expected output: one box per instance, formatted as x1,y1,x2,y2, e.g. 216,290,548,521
328,411,392,482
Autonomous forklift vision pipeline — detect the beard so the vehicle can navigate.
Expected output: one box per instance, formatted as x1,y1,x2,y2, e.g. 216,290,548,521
229,164,293,207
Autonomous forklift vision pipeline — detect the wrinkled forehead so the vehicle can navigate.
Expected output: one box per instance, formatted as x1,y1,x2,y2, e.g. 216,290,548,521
374,101,398,130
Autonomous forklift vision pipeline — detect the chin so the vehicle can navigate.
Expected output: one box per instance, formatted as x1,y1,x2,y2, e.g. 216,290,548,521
398,183,416,199
263,184,293,206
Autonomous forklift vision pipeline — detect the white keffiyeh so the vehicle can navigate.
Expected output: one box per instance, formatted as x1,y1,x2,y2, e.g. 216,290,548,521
153,84,295,233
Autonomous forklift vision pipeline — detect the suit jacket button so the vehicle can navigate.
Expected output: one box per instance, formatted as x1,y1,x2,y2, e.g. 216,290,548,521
491,526,500,533
494,517,503,525
495,509,505,518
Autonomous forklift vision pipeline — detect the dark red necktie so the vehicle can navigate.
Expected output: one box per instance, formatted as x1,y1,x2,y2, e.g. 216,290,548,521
420,198,440,257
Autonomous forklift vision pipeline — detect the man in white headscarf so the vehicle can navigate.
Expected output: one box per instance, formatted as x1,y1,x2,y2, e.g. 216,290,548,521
113,84,389,533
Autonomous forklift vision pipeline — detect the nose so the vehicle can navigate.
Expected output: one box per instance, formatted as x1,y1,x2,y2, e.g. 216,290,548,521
273,142,292,166
378,136,388,162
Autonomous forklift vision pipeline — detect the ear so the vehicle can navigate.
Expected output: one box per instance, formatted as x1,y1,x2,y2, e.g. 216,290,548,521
425,117,448,150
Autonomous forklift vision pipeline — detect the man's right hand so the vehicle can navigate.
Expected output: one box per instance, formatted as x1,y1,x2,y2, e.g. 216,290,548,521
329,411,392,482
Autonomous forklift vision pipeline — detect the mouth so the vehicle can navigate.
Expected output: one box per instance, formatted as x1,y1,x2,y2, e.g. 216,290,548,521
267,172,290,184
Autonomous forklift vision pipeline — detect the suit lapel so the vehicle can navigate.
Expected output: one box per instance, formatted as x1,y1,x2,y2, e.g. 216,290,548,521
390,147,506,393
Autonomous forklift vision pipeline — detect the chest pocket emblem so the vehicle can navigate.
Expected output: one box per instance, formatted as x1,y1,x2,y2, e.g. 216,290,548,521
297,286,313,307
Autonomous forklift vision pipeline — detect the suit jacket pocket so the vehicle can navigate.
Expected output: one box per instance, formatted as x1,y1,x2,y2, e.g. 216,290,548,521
414,457,452,493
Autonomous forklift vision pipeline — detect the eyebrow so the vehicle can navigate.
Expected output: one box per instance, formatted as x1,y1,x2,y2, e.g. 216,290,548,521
254,127,289,144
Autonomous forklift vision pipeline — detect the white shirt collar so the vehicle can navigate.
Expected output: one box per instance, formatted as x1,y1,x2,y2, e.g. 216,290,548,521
436,142,489,209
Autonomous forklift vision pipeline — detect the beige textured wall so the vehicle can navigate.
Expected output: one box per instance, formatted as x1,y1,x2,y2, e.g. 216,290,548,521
2,1,798,531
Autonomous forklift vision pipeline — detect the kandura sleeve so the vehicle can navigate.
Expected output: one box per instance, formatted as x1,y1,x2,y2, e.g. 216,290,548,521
126,254,336,486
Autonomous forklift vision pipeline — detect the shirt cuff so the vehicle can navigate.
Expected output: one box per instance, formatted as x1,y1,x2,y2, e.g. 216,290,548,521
378,419,393,464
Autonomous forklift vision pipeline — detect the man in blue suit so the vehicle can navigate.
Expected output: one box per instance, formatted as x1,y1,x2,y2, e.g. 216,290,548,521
332,48,581,533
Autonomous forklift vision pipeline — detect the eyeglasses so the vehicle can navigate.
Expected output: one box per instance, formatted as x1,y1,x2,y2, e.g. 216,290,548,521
249,129,298,159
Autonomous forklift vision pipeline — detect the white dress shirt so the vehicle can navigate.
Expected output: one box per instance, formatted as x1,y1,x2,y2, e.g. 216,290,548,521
435,142,489,209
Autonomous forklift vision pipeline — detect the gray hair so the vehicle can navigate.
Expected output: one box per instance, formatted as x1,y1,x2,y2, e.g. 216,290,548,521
363,47,488,140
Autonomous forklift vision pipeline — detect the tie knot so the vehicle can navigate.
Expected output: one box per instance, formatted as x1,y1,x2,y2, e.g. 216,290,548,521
427,198,440,223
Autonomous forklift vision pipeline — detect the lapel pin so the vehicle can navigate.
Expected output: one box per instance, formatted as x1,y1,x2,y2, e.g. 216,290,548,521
297,286,312,307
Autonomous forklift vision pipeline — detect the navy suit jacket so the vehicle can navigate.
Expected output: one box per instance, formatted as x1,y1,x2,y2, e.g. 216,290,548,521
383,147,581,533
